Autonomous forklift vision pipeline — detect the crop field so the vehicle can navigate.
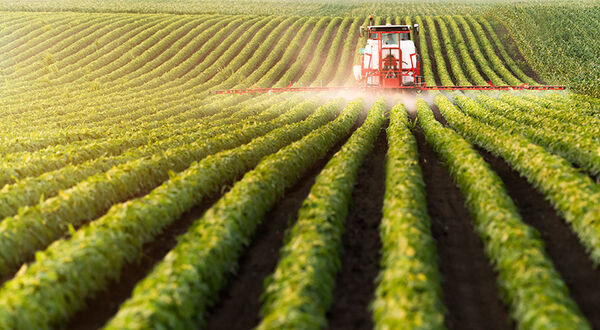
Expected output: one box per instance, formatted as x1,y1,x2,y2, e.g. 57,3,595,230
1,0,600,329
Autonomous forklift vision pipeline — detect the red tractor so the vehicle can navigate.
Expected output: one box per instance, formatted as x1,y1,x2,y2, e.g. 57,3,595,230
353,19,422,88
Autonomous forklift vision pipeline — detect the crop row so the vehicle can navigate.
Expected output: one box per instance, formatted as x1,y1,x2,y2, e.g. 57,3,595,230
436,16,472,85
0,12,541,136
103,99,356,329
500,93,600,138
0,98,345,328
446,15,505,85
414,16,436,86
313,17,353,86
0,96,287,219
426,95,588,328
0,95,273,187
1,16,314,134
466,93,600,176
436,93,600,265
459,15,522,85
258,100,385,328
0,97,312,276
372,103,445,328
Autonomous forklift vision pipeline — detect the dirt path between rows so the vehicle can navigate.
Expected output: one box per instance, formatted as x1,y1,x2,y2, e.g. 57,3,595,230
412,118,513,330
204,120,357,330
327,121,387,330
68,190,225,329
476,147,600,328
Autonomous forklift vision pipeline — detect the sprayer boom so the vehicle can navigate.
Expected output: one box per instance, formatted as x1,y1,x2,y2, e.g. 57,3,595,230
214,83,566,95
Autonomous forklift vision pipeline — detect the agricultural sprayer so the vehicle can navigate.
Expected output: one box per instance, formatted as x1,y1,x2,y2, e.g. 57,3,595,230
215,16,565,95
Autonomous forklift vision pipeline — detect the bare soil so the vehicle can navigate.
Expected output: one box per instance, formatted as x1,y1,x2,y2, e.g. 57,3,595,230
67,191,225,329
327,122,387,330
203,122,357,330
411,116,513,330
475,147,600,329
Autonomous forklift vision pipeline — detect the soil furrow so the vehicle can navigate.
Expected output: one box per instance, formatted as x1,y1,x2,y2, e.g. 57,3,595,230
412,118,512,330
67,191,225,329
205,124,356,330
476,146,600,329
327,121,387,330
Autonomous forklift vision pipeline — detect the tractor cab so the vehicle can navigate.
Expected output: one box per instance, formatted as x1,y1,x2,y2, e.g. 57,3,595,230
354,23,422,88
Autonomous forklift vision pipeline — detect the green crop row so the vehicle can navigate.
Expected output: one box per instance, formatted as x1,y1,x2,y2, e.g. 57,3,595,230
38,16,165,82
8,15,144,81
424,16,453,86
372,103,445,329
258,100,385,329
0,98,310,276
313,17,352,86
0,96,288,219
0,129,106,154
0,15,229,120
509,92,600,133
209,16,298,90
458,15,522,85
436,93,600,265
0,94,263,186
446,15,505,85
77,16,254,94
233,17,310,88
0,98,340,329
168,17,274,89
294,17,342,86
437,15,477,85
474,16,537,85
414,16,436,86
104,98,358,329
189,17,287,86
0,132,158,188
521,93,592,117
428,95,589,329
0,14,72,53
78,17,196,84
332,17,362,85
492,5,600,97
469,93,600,176
15,15,169,84
272,17,329,88
0,14,116,67
498,93,600,138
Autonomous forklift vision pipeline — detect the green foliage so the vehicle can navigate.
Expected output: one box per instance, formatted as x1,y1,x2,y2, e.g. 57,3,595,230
372,102,445,329
460,15,523,85
436,16,472,86
424,16,453,86
0,98,342,329
492,4,600,97
474,15,537,85
414,16,436,86
435,93,600,267
466,93,600,176
429,95,590,329
0,96,287,219
0,97,310,277
104,99,358,329
258,99,385,329
444,15,502,85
